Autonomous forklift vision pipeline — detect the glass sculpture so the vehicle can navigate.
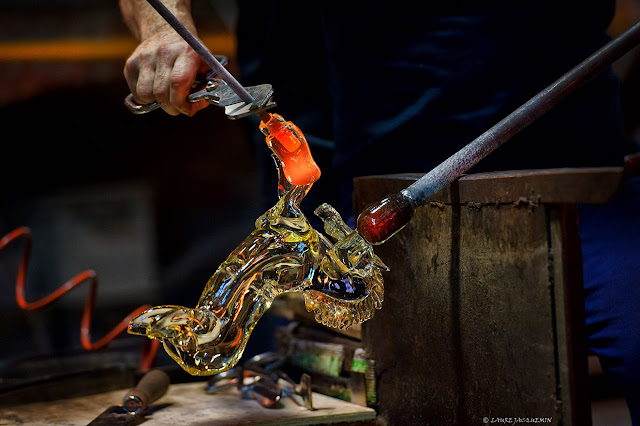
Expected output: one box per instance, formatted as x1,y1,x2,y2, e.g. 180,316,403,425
128,113,388,376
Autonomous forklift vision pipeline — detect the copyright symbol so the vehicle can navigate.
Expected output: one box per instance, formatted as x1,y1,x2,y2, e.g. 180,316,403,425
483,417,489,424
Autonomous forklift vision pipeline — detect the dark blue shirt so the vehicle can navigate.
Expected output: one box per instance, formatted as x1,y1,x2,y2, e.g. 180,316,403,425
237,1,636,215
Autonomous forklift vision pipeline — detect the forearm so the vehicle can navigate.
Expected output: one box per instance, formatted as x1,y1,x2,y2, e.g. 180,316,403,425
119,0,197,41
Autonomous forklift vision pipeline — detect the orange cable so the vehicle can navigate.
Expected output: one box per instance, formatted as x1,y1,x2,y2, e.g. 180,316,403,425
0,226,159,371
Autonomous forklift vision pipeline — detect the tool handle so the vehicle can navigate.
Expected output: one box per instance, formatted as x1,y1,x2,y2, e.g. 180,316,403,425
122,369,171,415
124,93,160,115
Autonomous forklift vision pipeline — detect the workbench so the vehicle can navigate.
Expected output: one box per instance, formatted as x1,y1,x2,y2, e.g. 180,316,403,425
0,380,376,425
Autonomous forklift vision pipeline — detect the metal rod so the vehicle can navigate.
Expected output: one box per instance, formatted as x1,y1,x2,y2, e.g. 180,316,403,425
404,20,640,206
145,0,255,105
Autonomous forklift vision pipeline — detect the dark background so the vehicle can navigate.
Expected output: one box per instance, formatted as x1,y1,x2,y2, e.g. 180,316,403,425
0,0,271,374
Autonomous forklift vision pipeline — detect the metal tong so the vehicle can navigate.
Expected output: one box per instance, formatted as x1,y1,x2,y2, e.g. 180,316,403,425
124,0,276,119
205,352,314,410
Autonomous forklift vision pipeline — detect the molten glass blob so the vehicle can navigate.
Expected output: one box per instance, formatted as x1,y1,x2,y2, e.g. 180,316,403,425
259,113,321,186
128,114,387,376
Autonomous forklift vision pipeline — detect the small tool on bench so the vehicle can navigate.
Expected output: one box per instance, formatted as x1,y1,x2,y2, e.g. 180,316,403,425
88,369,171,425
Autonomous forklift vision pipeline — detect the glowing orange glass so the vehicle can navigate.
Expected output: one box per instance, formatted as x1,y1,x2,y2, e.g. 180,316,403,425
259,113,321,186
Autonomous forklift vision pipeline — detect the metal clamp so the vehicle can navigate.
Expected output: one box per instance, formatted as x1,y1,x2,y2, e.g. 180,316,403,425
188,80,276,120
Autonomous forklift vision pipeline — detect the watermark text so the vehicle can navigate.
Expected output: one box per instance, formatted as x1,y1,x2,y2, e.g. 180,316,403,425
482,417,553,424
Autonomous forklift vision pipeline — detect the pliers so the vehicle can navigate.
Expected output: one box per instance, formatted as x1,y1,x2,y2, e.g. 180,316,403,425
124,55,276,119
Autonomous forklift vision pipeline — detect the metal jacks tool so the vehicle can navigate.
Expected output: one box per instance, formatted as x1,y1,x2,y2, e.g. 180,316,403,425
124,56,276,119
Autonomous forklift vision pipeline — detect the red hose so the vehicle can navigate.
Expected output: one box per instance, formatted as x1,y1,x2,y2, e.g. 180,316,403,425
0,226,159,371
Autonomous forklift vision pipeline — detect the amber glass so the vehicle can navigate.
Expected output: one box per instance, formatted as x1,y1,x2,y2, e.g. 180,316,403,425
357,193,414,245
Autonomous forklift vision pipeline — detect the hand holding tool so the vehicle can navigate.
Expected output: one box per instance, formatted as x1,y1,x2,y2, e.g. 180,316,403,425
124,0,275,119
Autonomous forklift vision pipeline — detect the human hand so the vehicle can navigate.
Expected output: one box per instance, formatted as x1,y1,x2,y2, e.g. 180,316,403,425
124,29,210,116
